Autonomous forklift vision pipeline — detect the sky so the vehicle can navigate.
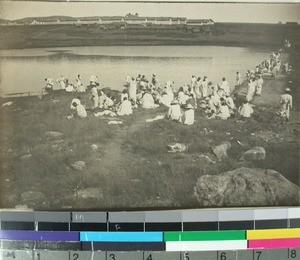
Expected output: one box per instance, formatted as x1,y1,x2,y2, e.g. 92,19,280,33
0,1,300,23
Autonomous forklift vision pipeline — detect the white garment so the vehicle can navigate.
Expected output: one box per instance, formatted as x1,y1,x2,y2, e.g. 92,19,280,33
104,97,114,109
76,104,87,118
219,80,230,95
256,78,264,95
167,104,182,121
90,75,98,84
280,94,292,118
238,103,254,118
246,81,256,102
141,93,158,109
58,77,66,89
128,79,137,102
160,89,174,107
91,87,99,108
178,91,189,105
218,105,230,120
117,100,133,116
201,80,208,98
65,84,74,92
184,109,194,125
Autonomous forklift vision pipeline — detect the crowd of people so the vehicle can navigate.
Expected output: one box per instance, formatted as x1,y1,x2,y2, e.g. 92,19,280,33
44,48,293,125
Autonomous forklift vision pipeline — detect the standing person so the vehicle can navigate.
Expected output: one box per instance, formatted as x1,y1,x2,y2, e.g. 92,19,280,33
201,76,208,98
76,74,86,92
219,77,230,95
279,88,293,123
246,78,257,102
236,72,241,86
57,76,66,89
128,77,137,107
256,75,264,96
45,78,55,91
194,77,202,99
91,85,99,109
90,75,98,86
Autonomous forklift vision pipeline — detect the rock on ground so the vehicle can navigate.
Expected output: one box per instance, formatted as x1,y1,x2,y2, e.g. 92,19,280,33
241,146,266,161
76,187,103,199
168,143,188,153
194,167,299,207
71,161,86,171
45,131,63,138
21,191,47,206
213,141,231,160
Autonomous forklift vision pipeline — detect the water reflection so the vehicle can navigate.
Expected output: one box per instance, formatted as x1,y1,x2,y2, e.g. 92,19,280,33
0,46,271,96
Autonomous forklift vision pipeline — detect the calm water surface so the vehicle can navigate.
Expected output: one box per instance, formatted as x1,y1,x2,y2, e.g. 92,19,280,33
0,46,272,96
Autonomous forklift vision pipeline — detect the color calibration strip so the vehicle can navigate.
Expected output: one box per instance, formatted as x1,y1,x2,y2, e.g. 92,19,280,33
1,208,300,259
1,228,300,251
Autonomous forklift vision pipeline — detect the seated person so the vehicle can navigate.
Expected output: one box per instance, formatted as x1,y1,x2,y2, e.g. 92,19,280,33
216,99,230,120
238,101,254,118
117,97,133,116
71,101,87,118
183,103,195,125
167,99,182,122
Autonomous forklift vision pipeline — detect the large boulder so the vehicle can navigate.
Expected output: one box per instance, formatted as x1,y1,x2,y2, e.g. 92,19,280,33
241,146,266,161
213,141,231,160
194,167,299,207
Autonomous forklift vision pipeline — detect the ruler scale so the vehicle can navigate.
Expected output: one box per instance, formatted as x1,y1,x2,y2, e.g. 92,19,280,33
1,208,300,259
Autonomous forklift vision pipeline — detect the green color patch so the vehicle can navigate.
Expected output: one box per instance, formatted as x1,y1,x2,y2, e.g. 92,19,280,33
164,230,246,241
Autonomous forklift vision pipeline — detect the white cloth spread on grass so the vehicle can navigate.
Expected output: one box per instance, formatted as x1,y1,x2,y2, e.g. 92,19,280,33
108,120,123,125
146,115,164,122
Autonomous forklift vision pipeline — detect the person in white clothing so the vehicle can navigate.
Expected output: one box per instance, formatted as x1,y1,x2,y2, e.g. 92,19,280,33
255,75,264,96
140,92,159,109
219,77,230,95
238,101,254,118
76,75,86,92
246,79,257,102
57,76,66,89
236,72,241,86
167,99,182,122
183,104,195,125
91,86,99,109
128,77,137,106
178,87,189,106
217,99,230,120
70,97,81,110
71,101,87,118
117,97,133,116
279,88,293,123
90,75,98,86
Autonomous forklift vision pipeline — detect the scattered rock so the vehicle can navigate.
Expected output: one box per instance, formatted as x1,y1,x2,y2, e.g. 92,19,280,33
197,154,216,164
91,144,99,151
71,161,86,171
21,191,47,205
213,141,231,160
194,167,299,207
15,204,29,210
20,154,32,161
76,187,103,199
241,146,266,161
45,131,63,138
168,143,188,153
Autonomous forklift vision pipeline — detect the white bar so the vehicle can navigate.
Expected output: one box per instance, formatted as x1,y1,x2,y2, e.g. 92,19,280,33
254,209,288,220
166,240,248,252
288,208,300,219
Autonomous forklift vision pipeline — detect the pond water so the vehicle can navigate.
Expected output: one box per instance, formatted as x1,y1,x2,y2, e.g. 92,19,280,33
0,46,272,96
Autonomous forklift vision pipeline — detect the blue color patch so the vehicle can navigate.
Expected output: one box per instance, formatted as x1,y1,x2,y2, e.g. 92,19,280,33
80,232,163,242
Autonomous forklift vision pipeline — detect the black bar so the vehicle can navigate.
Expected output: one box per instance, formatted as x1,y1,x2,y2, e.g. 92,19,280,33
70,223,107,231
183,222,218,231
255,219,288,229
37,222,69,231
289,218,300,228
82,242,166,251
1,221,34,230
219,221,254,230
145,222,182,231
108,222,144,232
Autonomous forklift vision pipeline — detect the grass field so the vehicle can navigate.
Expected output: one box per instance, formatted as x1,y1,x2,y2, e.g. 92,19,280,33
0,71,299,210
